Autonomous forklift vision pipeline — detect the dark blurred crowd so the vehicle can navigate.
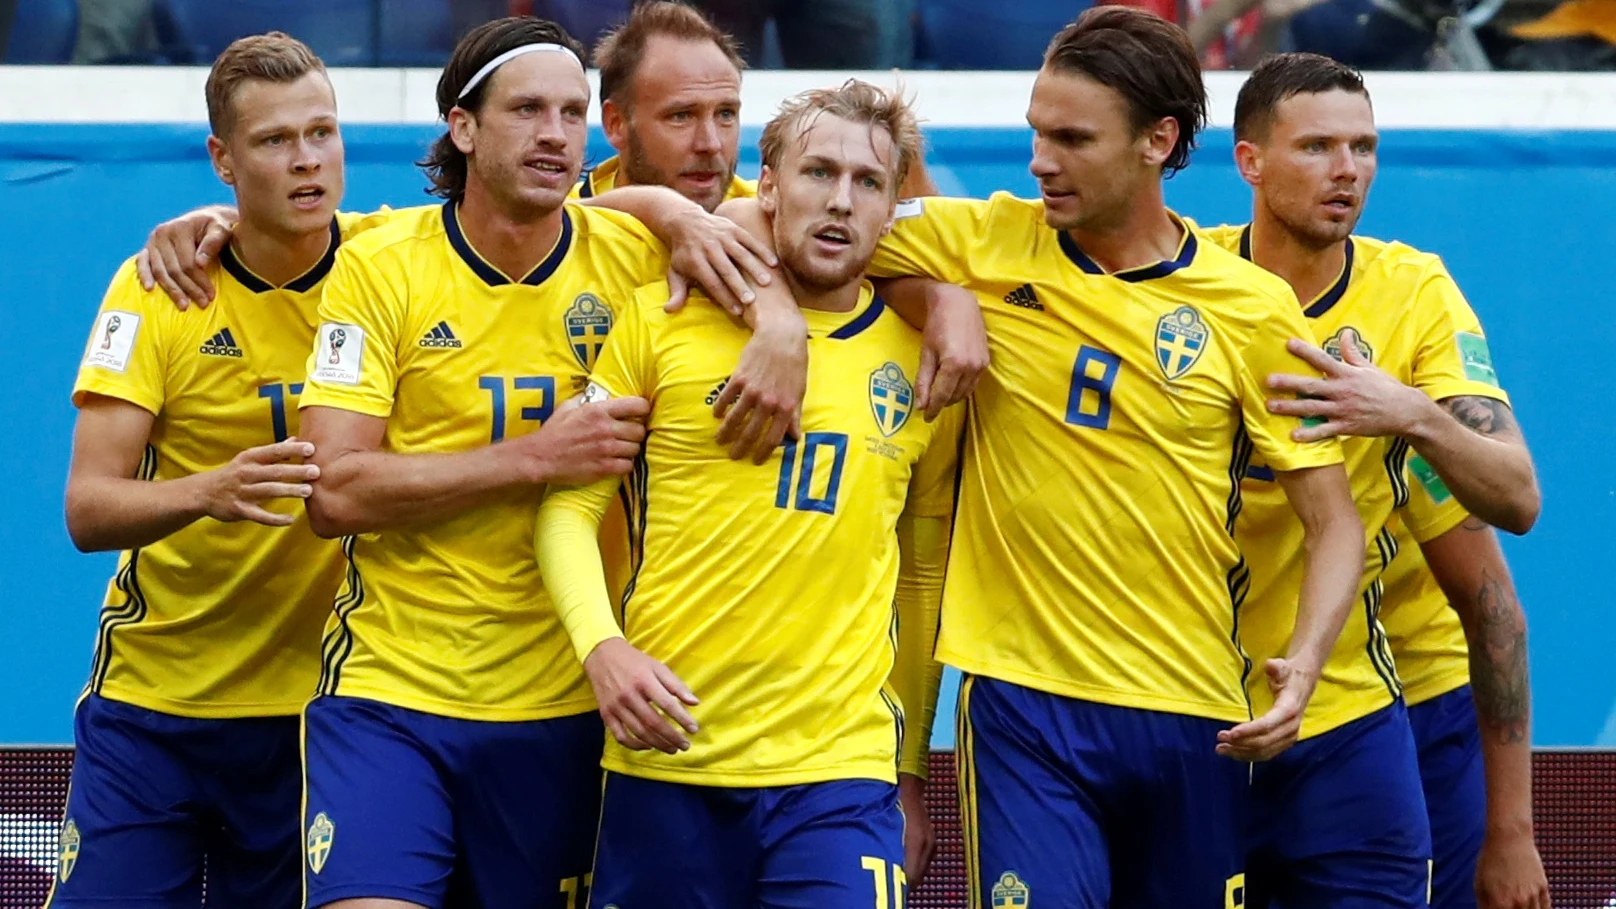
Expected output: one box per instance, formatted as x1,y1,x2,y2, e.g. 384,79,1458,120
4,0,1614,70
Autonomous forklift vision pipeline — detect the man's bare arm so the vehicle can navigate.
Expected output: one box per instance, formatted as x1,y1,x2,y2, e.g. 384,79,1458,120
1219,464,1363,761
300,398,649,539
66,395,318,552
1419,517,1549,909
1267,342,1540,534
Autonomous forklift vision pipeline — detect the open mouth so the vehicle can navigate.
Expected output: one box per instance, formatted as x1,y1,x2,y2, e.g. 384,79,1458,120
526,159,569,177
813,225,852,248
1324,194,1356,213
290,185,326,206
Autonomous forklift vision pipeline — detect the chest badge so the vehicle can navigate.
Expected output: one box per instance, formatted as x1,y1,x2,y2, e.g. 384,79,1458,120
869,362,914,438
1155,305,1208,380
1323,326,1373,363
565,293,613,371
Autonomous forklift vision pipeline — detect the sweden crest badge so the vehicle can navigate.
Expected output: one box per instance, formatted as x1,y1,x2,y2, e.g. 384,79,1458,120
57,818,80,882
307,811,335,875
991,871,1030,907
565,293,613,371
869,362,914,437
1155,305,1208,380
1323,326,1373,363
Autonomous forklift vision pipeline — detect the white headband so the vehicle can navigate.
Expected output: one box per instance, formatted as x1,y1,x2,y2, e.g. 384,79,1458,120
458,43,578,101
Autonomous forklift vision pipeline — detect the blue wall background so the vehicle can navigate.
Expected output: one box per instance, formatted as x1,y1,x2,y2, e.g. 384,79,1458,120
1,124,1610,746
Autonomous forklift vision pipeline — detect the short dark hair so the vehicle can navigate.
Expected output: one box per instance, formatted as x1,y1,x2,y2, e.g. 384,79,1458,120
205,32,326,139
1042,6,1206,176
594,2,744,113
419,16,587,202
1234,53,1369,143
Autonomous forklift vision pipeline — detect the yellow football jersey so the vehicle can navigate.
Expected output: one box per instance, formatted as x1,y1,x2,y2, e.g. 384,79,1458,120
72,211,388,718
867,194,1343,723
538,282,956,787
571,154,757,203
299,201,666,721
1204,223,1510,737
1381,454,1473,707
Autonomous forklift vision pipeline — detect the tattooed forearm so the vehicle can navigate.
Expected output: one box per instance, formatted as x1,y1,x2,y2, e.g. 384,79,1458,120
1444,395,1518,439
1465,564,1531,745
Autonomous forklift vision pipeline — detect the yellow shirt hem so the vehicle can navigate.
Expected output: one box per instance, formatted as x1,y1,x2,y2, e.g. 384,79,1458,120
1400,670,1470,708
1296,689,1397,740
95,684,309,719
604,755,898,788
330,682,597,723
939,652,1254,724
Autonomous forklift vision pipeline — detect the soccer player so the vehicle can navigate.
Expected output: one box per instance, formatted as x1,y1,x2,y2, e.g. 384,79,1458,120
579,1,753,211
53,33,376,908
536,78,954,909
582,0,967,461
856,9,1367,907
292,18,805,909
1202,53,1547,909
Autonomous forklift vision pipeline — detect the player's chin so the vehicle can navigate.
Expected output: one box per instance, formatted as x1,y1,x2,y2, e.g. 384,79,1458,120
278,201,337,235
515,182,571,215
1040,204,1083,232
794,256,864,292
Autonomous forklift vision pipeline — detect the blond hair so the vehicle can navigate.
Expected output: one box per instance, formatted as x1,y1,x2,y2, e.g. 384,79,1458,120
758,80,921,195
205,32,327,139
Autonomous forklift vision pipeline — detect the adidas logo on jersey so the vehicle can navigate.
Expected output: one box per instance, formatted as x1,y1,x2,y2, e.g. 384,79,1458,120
199,328,244,357
419,321,463,348
1003,283,1043,311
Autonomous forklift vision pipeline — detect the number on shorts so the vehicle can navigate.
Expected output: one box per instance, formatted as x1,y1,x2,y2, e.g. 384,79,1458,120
559,872,593,909
862,856,907,909
1226,873,1246,909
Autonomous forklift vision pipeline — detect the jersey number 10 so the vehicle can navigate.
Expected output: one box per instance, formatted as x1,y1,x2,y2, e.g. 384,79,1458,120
775,432,848,515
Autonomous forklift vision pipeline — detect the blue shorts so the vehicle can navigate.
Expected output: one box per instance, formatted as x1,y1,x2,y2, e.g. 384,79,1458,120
1247,701,1432,909
1409,686,1485,909
46,693,301,909
957,675,1249,909
301,695,605,909
589,772,903,909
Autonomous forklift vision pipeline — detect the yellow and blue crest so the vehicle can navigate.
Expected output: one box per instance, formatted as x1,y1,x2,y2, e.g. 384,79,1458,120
1322,326,1373,363
1155,305,1208,380
306,811,335,875
57,818,80,883
991,871,1030,908
869,362,914,438
564,293,613,371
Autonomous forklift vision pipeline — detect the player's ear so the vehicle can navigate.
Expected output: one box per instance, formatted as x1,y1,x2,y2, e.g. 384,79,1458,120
206,134,234,186
1140,116,1177,170
601,98,629,154
758,165,778,217
448,106,476,155
1233,140,1262,187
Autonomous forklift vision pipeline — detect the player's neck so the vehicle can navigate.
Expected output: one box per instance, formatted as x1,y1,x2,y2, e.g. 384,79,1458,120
457,181,564,282
782,269,860,313
1066,190,1182,274
231,217,332,288
1247,214,1347,307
